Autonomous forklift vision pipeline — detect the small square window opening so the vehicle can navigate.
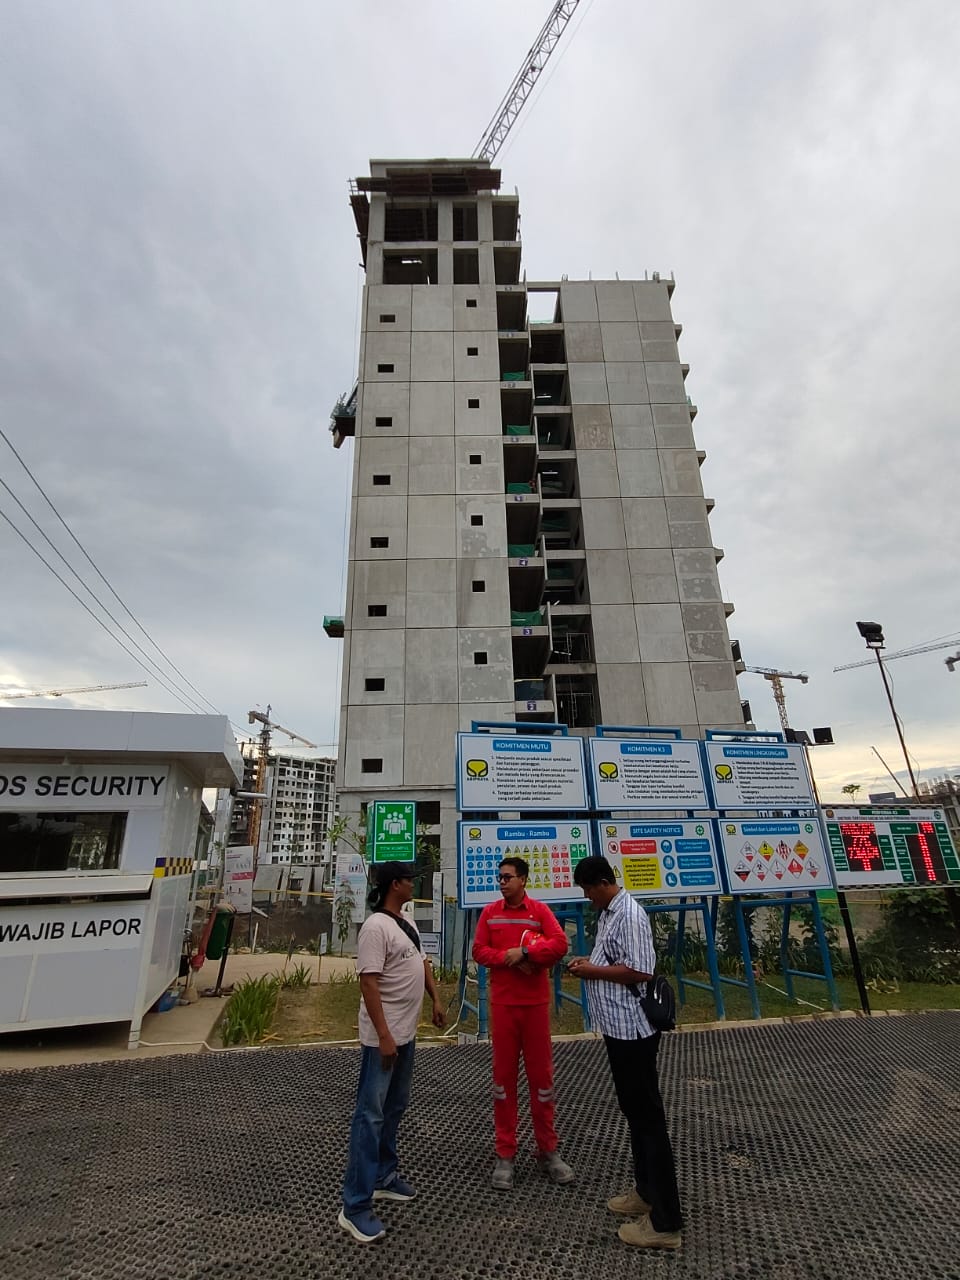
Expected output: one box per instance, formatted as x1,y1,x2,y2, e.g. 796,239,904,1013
472,580,486,592
372,474,391,486
377,363,394,374
474,652,488,665
361,758,383,773
468,398,480,409
370,536,389,548
365,678,386,692
375,416,393,427
470,514,483,527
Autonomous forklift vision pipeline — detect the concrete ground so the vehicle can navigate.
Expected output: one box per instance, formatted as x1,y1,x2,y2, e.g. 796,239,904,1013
0,1012,957,1280
0,950,358,1071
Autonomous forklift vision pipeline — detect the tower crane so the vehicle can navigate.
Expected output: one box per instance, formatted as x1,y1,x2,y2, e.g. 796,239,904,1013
742,666,808,736
245,706,318,853
0,681,148,701
473,1,583,162
833,637,960,673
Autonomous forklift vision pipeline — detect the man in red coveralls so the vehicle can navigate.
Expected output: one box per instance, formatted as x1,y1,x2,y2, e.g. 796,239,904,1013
472,856,574,1190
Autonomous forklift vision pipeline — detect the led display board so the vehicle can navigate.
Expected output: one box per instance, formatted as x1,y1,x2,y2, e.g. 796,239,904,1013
822,807,960,888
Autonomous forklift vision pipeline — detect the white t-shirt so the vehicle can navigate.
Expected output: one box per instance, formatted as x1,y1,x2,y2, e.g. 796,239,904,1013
356,912,425,1048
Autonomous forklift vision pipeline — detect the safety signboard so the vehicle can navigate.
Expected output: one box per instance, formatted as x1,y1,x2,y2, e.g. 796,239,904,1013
367,800,417,863
457,821,592,907
716,819,833,893
705,742,815,809
822,807,960,888
597,821,723,898
588,738,708,810
456,733,588,812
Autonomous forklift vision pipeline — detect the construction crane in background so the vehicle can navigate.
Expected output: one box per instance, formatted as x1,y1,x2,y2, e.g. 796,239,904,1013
473,0,582,162
245,706,318,852
742,666,809,736
0,681,147,701
833,636,960,673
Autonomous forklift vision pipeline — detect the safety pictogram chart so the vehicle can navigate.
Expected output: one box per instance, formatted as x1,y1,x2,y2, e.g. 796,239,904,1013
597,821,723,898
716,820,833,894
456,821,593,907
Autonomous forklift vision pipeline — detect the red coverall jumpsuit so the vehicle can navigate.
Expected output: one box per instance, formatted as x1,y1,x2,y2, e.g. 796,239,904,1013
472,895,569,1158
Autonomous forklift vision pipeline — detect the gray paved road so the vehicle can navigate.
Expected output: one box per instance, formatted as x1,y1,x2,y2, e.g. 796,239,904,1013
1,1012,958,1279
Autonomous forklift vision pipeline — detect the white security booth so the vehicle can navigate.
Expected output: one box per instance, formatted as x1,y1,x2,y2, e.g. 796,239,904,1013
0,709,243,1047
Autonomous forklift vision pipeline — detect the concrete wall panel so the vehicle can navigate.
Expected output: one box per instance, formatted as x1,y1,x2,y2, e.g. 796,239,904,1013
409,381,454,435
580,498,626,549
632,282,673,322
641,662,698,724
610,404,656,450
559,282,599,323
409,435,454,494
606,363,649,405
659,449,704,497
411,331,454,382
457,559,511,625
405,629,459,703
359,382,410,438
597,663,648,725
367,284,412,331
408,495,456,558
571,404,613,449
454,384,502,434
357,437,410,497
591,605,641,663
356,496,407,559
404,704,459,786
600,322,643,362
406,559,456,628
635,603,688,662
628,549,679,603
617,450,663,497
577,449,620,498
457,496,507,557
665,497,712,548
343,704,404,789
596,282,637,322
675,549,722,603
455,437,504,493
568,362,609,404
584,550,631,604
363,332,411,382
412,284,453,331
348,630,405,704
622,497,670,548
645,361,687,403
458,628,514,702
351,559,407,629
453,286,498,331
565,323,603,361
454,333,499,382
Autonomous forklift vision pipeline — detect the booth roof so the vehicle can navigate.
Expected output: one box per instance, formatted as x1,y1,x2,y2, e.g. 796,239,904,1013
0,709,243,789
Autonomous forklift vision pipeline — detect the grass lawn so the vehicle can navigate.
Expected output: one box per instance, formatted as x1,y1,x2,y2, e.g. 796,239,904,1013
258,970,959,1047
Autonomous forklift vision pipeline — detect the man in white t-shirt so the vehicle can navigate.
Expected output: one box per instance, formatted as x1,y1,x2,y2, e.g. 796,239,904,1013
338,863,445,1245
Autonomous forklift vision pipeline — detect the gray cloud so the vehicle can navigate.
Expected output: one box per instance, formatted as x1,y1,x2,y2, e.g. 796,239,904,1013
1,0,957,794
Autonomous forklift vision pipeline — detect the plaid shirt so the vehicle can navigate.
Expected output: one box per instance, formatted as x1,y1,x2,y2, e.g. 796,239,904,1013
586,888,656,1040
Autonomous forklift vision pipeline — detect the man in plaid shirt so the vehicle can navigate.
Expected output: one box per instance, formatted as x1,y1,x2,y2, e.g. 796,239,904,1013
569,856,683,1252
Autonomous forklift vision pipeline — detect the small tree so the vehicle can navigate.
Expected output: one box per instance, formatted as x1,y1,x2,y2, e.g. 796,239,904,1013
841,783,862,805
334,880,357,956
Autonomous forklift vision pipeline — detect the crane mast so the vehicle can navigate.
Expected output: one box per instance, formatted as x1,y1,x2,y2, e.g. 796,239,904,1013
473,1,582,162
742,666,808,736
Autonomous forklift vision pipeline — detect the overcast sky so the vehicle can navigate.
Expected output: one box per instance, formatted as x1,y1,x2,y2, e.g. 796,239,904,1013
1,0,958,799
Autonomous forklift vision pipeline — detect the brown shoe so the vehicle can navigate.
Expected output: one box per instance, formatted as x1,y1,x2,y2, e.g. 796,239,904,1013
618,1216,682,1250
607,1188,652,1216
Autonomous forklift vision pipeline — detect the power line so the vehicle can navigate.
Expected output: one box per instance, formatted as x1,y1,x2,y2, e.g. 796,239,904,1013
0,427,221,715
0,475,215,715
0,504,211,716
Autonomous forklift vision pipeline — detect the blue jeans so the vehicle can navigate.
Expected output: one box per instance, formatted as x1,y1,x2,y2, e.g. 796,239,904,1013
342,1041,416,1217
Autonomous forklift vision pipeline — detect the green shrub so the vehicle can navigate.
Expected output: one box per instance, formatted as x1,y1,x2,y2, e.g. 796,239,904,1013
220,974,281,1046
281,962,312,990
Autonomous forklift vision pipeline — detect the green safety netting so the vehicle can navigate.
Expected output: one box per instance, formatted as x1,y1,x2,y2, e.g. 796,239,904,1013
510,609,543,626
507,543,536,557
503,424,533,435
501,370,527,381
505,482,533,493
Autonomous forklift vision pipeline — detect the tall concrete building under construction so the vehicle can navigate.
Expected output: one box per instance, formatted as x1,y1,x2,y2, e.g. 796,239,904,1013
331,157,744,865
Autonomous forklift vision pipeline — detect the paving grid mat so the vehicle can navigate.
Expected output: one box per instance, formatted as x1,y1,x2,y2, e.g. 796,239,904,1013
1,1012,958,1280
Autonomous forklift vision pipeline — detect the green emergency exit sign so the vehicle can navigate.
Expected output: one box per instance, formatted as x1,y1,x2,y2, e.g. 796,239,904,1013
367,801,417,863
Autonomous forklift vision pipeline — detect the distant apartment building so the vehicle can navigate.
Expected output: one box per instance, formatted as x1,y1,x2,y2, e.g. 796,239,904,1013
229,747,337,865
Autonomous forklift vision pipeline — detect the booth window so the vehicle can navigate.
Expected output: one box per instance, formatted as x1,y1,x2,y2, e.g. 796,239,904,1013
0,811,126,874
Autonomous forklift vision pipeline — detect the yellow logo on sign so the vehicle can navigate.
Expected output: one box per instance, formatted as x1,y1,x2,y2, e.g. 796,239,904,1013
466,759,488,779
605,825,617,837
599,762,619,780
468,827,481,839
715,764,733,783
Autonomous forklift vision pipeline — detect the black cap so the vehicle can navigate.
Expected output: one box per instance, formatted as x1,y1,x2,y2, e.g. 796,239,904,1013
367,862,416,908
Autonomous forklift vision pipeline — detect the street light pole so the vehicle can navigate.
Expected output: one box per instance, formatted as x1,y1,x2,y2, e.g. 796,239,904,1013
856,621,918,799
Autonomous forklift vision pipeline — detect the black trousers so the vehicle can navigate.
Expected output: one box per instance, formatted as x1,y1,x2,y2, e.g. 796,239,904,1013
603,1032,683,1233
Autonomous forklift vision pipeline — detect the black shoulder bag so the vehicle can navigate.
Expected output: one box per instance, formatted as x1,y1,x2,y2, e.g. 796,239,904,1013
603,944,676,1032
379,909,421,952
